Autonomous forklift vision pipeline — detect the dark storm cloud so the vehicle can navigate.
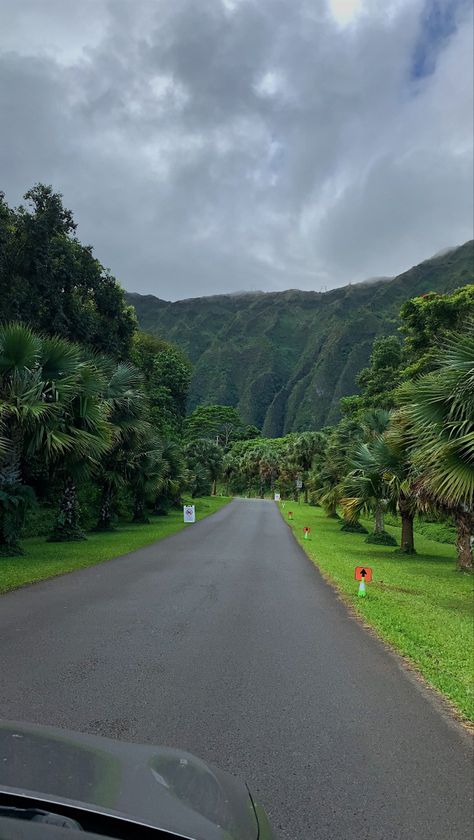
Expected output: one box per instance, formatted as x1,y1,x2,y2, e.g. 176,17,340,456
1,0,472,298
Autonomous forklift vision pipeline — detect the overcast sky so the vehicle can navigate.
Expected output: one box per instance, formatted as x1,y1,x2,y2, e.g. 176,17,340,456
1,0,472,299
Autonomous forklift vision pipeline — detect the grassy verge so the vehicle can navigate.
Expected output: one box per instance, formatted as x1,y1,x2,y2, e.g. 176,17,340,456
0,496,231,595
281,502,474,722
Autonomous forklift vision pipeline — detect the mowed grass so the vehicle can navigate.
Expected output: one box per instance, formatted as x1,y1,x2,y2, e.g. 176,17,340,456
281,502,474,722
0,496,231,595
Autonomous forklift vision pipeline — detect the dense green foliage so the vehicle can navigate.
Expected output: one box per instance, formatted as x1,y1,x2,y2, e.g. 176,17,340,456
127,241,473,432
184,403,259,446
0,186,197,555
0,186,137,358
131,332,192,439
400,285,474,379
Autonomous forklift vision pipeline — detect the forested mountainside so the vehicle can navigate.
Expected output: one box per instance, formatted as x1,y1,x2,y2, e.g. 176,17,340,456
126,241,473,433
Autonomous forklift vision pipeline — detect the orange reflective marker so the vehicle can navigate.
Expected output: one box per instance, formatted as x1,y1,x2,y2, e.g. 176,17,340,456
288,511,294,520
303,526,310,540
355,566,372,582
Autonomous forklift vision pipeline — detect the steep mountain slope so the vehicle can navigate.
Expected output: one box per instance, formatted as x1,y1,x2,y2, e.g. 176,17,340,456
126,241,473,433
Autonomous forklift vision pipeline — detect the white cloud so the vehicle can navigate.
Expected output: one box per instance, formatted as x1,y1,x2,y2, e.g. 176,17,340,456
328,0,362,25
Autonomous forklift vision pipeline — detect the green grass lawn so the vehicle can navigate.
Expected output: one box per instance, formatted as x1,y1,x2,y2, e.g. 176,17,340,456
281,502,474,722
0,496,231,595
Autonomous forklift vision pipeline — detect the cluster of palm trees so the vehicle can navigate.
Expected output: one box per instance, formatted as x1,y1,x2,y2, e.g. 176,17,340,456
336,328,473,569
0,323,188,554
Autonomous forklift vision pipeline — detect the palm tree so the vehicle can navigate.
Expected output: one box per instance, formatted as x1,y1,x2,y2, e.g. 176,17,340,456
185,439,223,496
129,435,166,523
341,439,398,546
397,327,474,570
0,324,81,553
154,439,186,512
47,357,112,541
94,362,147,531
257,446,280,498
381,433,417,553
289,433,325,502
343,433,416,552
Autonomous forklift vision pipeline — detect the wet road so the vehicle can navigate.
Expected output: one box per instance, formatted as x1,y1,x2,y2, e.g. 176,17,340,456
0,498,472,839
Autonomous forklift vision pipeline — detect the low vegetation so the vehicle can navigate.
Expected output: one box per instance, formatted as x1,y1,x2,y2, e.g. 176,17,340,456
0,187,254,560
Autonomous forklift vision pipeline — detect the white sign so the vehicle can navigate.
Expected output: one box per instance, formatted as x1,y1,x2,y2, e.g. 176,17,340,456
274,493,281,501
183,505,196,523
296,479,303,489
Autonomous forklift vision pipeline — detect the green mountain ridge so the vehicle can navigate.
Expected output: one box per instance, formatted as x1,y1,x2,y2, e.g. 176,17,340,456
126,241,474,433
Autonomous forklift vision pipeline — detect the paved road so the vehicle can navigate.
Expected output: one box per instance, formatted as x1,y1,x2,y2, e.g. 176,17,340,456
0,499,472,839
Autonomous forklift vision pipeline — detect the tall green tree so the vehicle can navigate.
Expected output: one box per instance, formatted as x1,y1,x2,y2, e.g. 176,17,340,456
184,404,248,448
288,432,325,502
185,439,223,496
400,286,474,379
131,332,191,438
341,337,402,415
47,358,112,542
154,439,187,512
0,185,137,358
307,419,360,516
341,439,398,546
397,326,474,570
94,362,147,531
0,324,85,552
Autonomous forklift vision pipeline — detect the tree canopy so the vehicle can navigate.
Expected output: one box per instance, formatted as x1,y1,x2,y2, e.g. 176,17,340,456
0,185,137,358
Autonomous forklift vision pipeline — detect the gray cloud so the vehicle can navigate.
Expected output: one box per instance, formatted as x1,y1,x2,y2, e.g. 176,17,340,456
1,0,472,299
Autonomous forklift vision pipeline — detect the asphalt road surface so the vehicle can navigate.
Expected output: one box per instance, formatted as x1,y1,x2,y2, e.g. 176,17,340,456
0,499,472,839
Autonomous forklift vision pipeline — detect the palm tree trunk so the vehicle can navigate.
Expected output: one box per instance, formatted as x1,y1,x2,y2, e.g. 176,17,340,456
399,498,415,553
304,487,309,504
454,508,473,571
211,478,217,496
374,503,384,534
133,492,149,524
49,476,85,542
96,482,115,531
0,449,27,555
400,511,415,553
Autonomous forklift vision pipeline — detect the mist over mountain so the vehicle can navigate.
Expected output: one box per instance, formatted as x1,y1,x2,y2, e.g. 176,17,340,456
127,241,473,433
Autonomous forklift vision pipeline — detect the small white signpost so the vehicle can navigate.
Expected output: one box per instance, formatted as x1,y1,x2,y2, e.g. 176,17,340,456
183,504,196,523
274,492,281,502
296,478,303,490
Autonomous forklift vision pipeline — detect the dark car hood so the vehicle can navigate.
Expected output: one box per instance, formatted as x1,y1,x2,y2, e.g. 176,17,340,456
0,720,261,840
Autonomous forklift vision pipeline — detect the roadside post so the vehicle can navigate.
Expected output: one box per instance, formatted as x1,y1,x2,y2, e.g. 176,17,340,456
288,511,294,520
274,492,281,502
184,504,196,523
303,526,310,540
355,566,372,597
